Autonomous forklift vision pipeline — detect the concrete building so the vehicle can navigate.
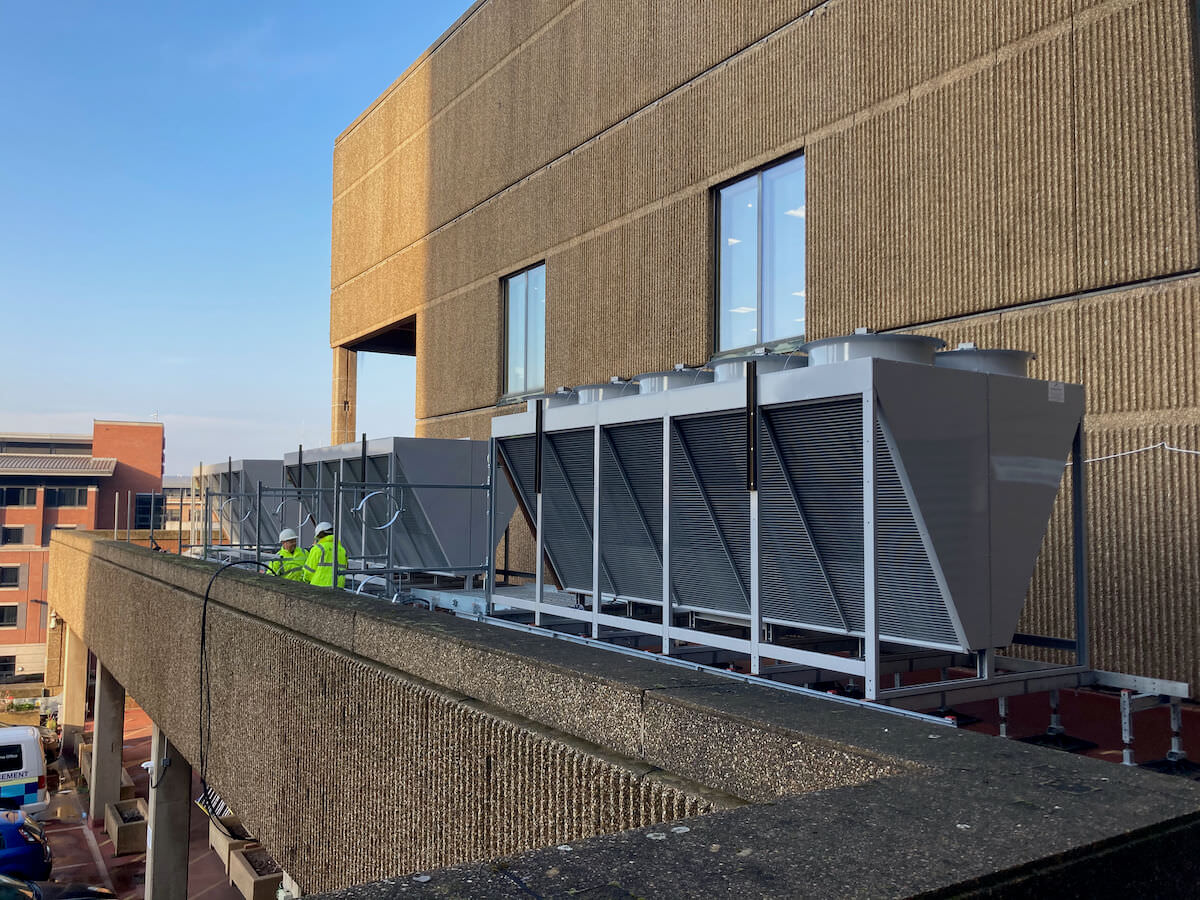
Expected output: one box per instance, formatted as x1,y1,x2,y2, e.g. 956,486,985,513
329,0,1200,693
0,422,163,683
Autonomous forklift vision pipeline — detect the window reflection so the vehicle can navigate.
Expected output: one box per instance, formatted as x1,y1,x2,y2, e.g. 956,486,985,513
716,154,805,351
504,264,546,395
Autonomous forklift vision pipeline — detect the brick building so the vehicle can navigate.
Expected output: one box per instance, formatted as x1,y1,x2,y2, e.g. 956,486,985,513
0,421,163,682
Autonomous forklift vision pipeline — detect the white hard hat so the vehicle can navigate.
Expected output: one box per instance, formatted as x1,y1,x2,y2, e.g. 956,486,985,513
314,521,334,536
278,528,298,542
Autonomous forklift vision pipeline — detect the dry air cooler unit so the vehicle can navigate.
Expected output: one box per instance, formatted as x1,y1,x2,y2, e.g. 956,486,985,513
283,437,517,574
491,334,1084,668
195,459,285,547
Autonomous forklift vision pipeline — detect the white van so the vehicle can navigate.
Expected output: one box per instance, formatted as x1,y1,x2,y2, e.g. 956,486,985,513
0,727,48,815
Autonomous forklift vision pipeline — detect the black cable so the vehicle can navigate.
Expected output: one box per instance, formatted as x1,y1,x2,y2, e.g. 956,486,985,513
197,560,271,815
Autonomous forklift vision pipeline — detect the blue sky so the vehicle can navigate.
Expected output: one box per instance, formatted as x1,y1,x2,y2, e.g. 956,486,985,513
0,2,465,474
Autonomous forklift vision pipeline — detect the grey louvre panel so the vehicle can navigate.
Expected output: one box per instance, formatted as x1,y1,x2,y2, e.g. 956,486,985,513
496,436,536,508
500,431,608,596
758,405,852,632
543,429,613,594
760,398,865,631
670,413,750,615
600,421,664,602
874,421,960,647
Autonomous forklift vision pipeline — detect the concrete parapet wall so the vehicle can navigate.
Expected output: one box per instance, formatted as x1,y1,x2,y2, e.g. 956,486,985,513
47,531,911,890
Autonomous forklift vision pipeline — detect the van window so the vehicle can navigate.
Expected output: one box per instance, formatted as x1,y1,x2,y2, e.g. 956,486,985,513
0,745,21,772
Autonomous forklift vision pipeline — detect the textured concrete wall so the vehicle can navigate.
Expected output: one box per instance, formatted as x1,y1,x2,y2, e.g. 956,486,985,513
47,532,917,892
332,0,1200,688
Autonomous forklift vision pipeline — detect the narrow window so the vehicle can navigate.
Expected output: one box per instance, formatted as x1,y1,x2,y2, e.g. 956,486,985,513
503,263,546,396
0,570,17,590
0,608,15,628
716,154,806,351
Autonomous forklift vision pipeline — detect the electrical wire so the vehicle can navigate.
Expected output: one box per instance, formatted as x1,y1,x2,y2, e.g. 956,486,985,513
1067,441,1200,465
197,560,271,824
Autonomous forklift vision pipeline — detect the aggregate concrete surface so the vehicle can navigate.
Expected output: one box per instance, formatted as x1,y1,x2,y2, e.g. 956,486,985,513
316,685,1200,898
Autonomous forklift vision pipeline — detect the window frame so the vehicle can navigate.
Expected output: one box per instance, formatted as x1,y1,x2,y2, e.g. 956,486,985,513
0,528,22,547
0,488,37,508
45,486,88,508
0,570,17,591
713,149,807,355
501,261,547,399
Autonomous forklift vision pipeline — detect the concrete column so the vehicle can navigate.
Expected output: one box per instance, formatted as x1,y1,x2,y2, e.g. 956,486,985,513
146,723,191,900
88,663,125,822
331,346,357,444
61,626,88,751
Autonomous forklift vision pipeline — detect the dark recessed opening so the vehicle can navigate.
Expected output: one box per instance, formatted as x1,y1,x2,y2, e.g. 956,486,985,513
346,315,416,356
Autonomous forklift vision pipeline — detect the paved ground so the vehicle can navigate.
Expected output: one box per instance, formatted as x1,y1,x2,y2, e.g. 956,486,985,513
42,704,241,899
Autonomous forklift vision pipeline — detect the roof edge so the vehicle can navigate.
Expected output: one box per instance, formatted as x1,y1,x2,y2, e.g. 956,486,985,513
335,0,489,145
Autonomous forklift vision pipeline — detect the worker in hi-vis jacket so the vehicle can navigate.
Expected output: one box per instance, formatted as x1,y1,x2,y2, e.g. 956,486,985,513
304,521,347,588
268,528,308,582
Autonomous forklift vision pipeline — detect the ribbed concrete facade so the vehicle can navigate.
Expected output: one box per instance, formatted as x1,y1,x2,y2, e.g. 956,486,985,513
331,0,1200,689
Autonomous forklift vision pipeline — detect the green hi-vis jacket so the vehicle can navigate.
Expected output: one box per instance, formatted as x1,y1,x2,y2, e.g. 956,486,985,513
268,546,308,582
304,535,347,588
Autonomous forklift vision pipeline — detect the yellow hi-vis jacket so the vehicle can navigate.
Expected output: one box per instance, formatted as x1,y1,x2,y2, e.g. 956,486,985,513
268,546,308,582
304,535,347,588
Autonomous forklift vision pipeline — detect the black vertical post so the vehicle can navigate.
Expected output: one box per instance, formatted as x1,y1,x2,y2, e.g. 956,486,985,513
534,399,544,495
746,360,758,491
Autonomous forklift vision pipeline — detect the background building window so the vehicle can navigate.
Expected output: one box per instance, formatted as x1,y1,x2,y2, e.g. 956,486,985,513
0,488,36,507
0,569,17,590
0,609,16,629
0,528,22,546
134,493,165,529
716,153,806,351
504,263,546,396
45,487,87,508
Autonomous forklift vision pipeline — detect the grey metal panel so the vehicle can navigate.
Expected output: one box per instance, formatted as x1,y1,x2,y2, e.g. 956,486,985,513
759,398,865,631
874,420,960,648
600,420,664,602
874,362,989,648
987,377,1085,647
669,412,750,616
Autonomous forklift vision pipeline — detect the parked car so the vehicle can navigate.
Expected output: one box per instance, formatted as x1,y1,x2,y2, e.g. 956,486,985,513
0,812,50,881
0,726,58,766
0,874,115,900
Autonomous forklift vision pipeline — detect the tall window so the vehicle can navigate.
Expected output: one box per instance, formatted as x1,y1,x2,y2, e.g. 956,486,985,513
504,263,546,396
716,153,806,351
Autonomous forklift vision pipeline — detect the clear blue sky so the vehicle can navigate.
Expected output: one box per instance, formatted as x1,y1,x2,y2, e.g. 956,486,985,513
0,2,467,474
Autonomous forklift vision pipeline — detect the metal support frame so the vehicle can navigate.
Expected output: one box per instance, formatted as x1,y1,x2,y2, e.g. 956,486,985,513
863,390,880,698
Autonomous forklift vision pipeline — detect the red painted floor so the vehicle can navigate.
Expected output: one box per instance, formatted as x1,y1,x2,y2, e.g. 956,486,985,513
44,704,240,899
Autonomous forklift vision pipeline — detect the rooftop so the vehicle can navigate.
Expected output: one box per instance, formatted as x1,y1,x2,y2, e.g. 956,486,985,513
0,454,117,477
